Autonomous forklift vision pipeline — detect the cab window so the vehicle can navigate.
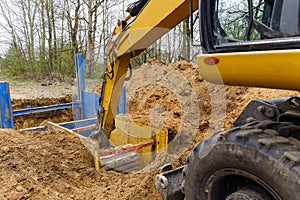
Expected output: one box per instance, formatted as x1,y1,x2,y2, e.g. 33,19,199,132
212,0,300,51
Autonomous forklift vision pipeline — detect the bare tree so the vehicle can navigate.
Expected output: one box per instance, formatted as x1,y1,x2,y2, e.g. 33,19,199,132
84,0,104,77
39,0,46,65
0,0,22,48
64,0,81,55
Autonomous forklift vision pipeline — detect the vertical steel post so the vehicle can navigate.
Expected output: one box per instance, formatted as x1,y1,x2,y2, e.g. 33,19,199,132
0,82,14,128
74,54,85,120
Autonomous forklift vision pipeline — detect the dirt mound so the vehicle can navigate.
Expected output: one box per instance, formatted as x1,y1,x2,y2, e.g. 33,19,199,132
224,87,300,128
125,60,252,166
124,60,300,167
126,61,205,134
11,95,74,129
0,129,161,199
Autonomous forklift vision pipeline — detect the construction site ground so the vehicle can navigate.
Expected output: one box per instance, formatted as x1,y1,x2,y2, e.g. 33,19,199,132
1,61,299,199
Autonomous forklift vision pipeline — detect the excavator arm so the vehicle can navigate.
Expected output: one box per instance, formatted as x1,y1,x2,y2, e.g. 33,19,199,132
97,0,198,144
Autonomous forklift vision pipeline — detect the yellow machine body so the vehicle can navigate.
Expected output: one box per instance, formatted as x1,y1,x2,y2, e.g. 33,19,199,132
198,49,300,90
109,116,167,167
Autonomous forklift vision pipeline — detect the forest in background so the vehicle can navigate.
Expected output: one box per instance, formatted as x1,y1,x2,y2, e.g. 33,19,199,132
0,0,196,81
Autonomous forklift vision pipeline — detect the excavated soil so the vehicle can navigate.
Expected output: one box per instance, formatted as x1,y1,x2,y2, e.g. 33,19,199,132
11,95,74,129
0,129,161,200
125,61,299,167
1,60,300,199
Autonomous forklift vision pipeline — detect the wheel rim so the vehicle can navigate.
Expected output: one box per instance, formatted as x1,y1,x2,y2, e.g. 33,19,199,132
204,168,282,200
225,185,272,200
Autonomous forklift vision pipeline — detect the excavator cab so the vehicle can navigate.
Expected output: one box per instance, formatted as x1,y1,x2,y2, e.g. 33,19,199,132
197,0,300,90
198,0,300,53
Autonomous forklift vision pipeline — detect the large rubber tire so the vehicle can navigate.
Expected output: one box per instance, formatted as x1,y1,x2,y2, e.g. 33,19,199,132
183,121,300,200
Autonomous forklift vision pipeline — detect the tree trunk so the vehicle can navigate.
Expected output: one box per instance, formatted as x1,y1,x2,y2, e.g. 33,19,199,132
182,18,190,61
86,0,93,78
40,0,46,70
50,0,58,74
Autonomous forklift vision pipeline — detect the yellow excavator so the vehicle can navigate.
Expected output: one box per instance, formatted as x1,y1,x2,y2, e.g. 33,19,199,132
93,0,300,199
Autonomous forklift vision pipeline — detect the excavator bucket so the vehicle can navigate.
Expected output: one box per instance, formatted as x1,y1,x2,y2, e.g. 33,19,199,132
99,116,168,172
80,116,168,172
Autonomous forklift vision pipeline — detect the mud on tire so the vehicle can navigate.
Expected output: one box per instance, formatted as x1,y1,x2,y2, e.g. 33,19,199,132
183,121,300,200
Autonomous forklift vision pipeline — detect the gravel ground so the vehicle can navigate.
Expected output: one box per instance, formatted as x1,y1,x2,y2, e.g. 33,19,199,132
0,73,101,99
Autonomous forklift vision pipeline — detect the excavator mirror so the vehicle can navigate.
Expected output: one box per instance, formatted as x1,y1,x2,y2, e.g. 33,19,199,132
126,0,149,17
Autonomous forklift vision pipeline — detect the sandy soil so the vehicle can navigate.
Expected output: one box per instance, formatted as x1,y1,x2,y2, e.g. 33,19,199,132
1,60,299,199
12,96,74,129
0,129,161,200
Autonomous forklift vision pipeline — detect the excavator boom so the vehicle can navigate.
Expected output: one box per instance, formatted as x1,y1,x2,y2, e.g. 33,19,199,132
98,0,198,141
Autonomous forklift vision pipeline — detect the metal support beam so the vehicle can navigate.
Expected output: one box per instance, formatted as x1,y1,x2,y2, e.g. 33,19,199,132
12,103,73,116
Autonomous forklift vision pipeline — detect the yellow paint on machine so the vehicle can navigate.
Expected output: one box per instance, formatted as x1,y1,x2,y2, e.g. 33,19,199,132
110,116,167,167
113,0,198,58
197,49,300,90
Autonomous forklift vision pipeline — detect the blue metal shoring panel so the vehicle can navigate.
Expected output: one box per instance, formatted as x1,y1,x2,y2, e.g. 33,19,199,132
117,87,126,114
0,82,14,128
82,91,100,119
74,54,85,120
